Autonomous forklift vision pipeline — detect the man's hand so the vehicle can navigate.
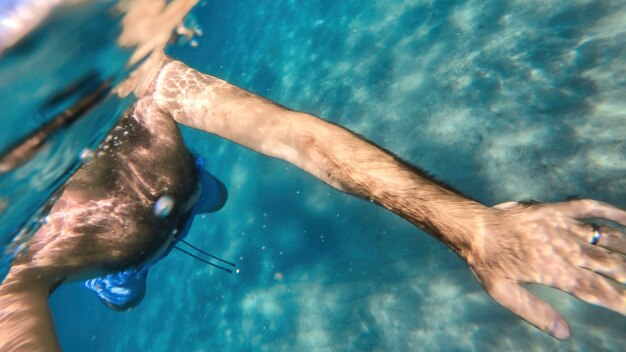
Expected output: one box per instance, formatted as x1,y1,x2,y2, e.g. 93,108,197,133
467,199,626,340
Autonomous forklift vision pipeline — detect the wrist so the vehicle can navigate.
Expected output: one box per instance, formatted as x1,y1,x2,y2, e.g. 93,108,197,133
381,186,490,258
433,198,492,260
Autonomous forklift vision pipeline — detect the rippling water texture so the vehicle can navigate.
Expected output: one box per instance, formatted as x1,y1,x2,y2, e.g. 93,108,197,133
15,0,626,350
0,1,133,281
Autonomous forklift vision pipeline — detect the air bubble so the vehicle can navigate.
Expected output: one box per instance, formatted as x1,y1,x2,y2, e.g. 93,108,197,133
80,148,94,161
153,195,175,218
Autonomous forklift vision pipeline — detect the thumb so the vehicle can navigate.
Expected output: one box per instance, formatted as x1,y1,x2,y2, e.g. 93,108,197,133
480,277,570,340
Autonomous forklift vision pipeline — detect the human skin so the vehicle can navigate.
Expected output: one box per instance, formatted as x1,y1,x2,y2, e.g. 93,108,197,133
1,53,625,351
1,0,625,351
155,58,626,341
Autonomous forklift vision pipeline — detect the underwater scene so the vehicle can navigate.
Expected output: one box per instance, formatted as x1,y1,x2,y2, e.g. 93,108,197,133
0,0,625,351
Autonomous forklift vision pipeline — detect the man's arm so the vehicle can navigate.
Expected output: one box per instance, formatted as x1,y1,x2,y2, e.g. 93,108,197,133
0,275,61,352
154,59,626,340
154,61,483,256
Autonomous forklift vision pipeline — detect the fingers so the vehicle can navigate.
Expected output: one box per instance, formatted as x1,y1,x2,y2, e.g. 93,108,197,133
481,277,570,340
552,199,626,226
576,244,626,283
571,223,626,255
595,225,626,255
552,267,626,316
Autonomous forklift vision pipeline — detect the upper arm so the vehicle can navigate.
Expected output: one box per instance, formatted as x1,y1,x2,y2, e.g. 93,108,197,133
149,59,396,192
153,59,316,163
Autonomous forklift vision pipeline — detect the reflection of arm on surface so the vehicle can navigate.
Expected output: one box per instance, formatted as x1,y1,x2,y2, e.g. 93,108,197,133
0,76,111,173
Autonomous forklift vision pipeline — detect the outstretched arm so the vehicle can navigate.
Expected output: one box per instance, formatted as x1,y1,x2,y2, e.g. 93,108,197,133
154,60,482,254
154,59,626,340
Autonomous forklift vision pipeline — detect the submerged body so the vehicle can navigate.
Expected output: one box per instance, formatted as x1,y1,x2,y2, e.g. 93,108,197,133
1,1,626,351
14,95,198,281
0,77,200,350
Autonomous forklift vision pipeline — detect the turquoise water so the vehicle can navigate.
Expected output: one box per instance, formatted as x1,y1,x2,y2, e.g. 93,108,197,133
3,0,626,351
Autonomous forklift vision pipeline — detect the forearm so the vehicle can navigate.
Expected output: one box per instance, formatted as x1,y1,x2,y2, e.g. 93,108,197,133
155,60,489,256
0,280,60,352
280,113,488,255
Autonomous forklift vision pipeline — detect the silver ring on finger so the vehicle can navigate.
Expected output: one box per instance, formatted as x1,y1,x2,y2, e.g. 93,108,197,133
590,223,603,245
